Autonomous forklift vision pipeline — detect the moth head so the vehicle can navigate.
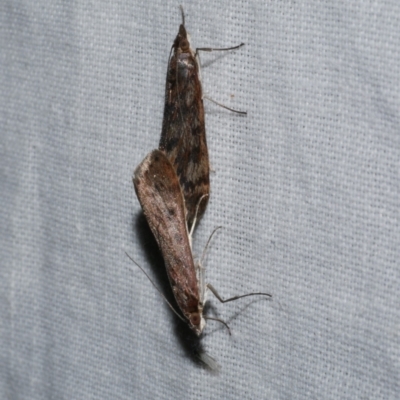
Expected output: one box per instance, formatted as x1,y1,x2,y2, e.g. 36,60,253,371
173,24,190,53
188,311,206,336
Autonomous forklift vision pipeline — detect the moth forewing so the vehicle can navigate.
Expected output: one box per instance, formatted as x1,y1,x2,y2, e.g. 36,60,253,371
159,13,210,231
133,150,206,336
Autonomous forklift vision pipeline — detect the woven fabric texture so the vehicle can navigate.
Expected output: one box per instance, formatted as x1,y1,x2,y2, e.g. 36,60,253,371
1,1,399,399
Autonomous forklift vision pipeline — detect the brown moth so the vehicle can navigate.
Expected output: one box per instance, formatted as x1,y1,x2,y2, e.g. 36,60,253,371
134,149,206,335
159,7,210,230
133,150,272,337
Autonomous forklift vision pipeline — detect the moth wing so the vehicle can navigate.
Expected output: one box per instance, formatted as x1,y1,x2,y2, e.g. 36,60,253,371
133,150,198,301
159,35,209,227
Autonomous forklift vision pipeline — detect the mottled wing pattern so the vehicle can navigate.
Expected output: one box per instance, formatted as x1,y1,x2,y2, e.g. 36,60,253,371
159,24,210,229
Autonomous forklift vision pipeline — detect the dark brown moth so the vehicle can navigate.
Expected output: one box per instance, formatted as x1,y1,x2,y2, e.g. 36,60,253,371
159,8,246,231
133,150,271,337
134,149,206,335
159,8,209,230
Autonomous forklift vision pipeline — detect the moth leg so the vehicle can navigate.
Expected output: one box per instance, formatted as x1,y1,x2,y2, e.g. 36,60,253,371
206,283,271,304
204,316,231,336
195,43,245,55
196,260,207,305
194,43,247,115
203,95,247,115
189,194,209,240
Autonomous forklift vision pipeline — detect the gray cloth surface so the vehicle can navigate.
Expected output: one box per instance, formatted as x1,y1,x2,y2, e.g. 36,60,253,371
1,1,399,399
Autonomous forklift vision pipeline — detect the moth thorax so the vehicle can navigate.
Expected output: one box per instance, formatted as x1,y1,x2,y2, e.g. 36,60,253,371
179,38,190,52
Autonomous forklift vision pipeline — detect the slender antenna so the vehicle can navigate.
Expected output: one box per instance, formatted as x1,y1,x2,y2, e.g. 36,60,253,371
207,283,272,304
200,226,223,265
179,5,185,26
204,316,232,336
204,95,247,115
125,252,186,323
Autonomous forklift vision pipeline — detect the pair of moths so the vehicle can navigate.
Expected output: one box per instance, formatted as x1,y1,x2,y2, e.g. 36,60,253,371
133,8,270,337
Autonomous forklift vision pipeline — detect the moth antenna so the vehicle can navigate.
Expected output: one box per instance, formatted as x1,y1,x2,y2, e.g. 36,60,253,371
125,251,186,324
200,226,223,265
189,194,209,238
207,283,272,304
179,5,185,26
203,95,247,115
204,316,231,336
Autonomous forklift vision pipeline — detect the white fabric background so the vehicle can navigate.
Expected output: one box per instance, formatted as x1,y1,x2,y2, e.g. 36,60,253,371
1,0,399,398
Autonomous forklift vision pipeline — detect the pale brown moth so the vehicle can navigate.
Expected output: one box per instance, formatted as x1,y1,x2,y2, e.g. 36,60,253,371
159,7,245,230
134,149,206,335
133,150,271,337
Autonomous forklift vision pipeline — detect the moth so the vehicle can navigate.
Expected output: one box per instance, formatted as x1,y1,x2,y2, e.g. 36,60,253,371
133,150,271,336
159,7,209,230
134,149,206,335
159,7,245,230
